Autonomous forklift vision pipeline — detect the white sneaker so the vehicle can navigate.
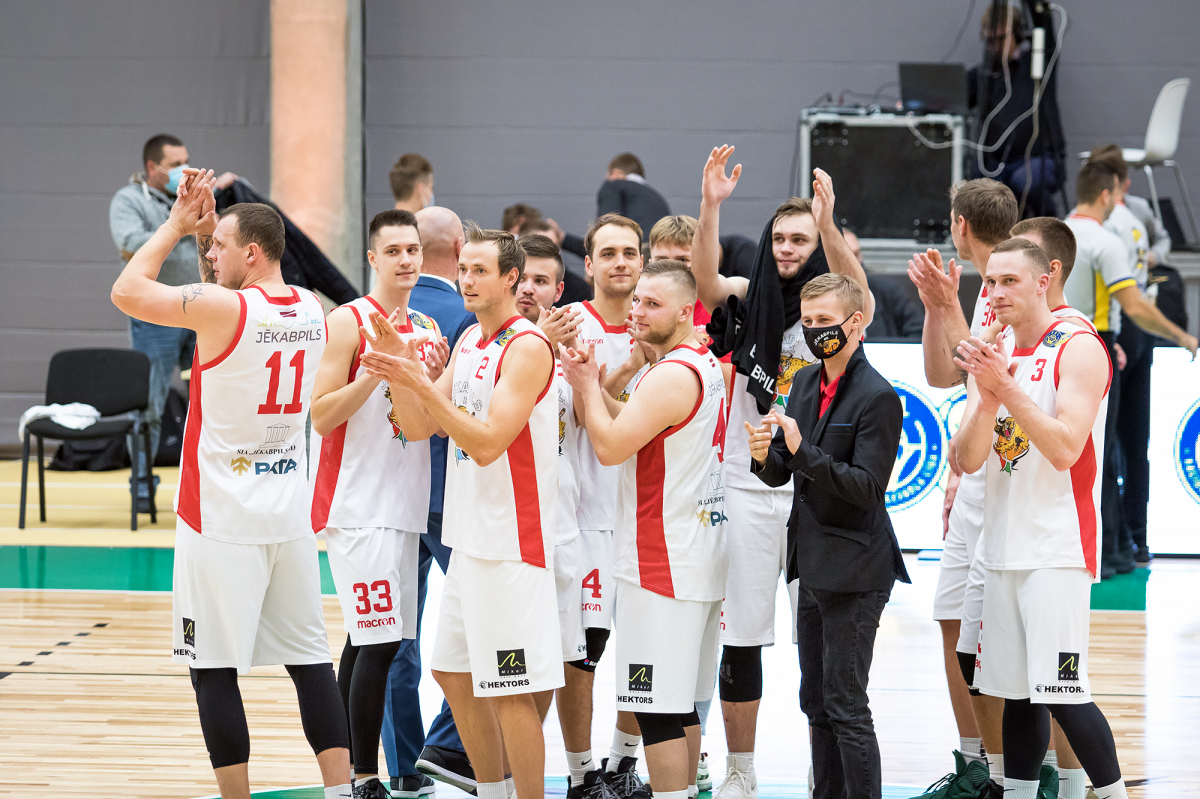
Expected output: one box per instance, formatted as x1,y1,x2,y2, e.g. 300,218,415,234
696,753,712,792
714,756,757,799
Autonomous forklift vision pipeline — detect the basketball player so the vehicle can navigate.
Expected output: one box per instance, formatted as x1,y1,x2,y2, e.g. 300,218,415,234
954,238,1129,799
691,146,870,799
110,170,351,799
310,209,448,799
565,214,654,798
360,224,560,799
561,259,727,799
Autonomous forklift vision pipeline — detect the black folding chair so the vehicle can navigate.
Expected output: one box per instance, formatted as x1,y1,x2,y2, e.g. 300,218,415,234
20,348,155,530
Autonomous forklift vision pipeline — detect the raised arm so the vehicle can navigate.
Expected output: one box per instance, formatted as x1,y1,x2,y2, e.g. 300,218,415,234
310,306,376,436
811,169,874,327
693,146,748,311
909,249,972,387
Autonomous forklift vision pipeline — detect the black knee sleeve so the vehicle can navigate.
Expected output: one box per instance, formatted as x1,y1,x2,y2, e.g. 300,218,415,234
1048,702,1122,788
718,645,764,702
191,667,251,769
287,662,349,756
682,707,700,728
956,650,981,696
583,627,609,667
634,711,687,746
345,641,402,774
567,657,596,674
1002,698,1052,781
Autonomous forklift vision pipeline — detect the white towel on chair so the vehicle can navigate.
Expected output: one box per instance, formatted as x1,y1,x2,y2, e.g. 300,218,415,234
18,403,102,441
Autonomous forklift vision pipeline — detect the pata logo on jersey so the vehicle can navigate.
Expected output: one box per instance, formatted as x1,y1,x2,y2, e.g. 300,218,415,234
696,470,727,527
628,664,653,692
1175,398,1200,505
885,382,946,511
230,423,299,475
497,649,527,677
182,617,195,647
993,417,1030,474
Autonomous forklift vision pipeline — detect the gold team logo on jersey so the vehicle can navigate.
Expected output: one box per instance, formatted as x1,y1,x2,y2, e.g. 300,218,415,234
558,407,566,445
410,311,435,331
494,326,517,348
775,355,813,406
383,386,408,446
453,405,472,462
1043,329,1069,348
993,416,1030,473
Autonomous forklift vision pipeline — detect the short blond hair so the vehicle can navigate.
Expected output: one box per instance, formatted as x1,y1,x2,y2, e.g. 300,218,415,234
649,215,698,250
799,273,864,317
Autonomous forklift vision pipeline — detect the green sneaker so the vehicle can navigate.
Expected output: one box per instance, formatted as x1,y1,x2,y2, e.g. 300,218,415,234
1037,764,1060,799
909,751,991,799
696,752,712,792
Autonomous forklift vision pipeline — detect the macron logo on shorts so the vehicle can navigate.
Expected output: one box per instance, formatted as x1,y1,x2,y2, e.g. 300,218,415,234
497,649,527,677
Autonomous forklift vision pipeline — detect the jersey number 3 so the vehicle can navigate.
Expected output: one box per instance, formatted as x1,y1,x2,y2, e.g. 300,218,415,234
259,350,305,414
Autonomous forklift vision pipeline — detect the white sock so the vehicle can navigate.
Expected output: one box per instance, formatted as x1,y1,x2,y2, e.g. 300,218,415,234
1058,768,1087,799
1093,779,1129,799
960,737,984,762
988,754,1004,786
324,785,352,799
656,790,688,799
1005,777,1039,799
729,751,755,767
688,786,699,799
568,750,596,786
807,764,815,799
505,775,515,798
608,729,641,771
478,781,507,799
1043,749,1058,769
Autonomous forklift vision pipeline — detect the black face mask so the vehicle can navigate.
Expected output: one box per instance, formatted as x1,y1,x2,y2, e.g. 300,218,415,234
804,314,854,360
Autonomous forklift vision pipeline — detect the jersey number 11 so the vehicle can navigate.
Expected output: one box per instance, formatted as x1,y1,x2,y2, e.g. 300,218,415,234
258,350,305,415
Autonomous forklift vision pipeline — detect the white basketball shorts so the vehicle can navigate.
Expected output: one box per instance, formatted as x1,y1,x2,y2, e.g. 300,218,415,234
975,567,1093,704
933,495,985,620
325,526,420,646
614,578,722,714
172,523,330,674
720,487,799,647
431,550,565,697
555,535,588,662
578,528,614,630
956,534,988,657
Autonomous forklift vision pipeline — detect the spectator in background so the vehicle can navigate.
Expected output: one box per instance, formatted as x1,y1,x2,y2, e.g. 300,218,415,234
598,152,671,240
503,203,542,236
517,218,592,305
392,153,435,213
843,230,924,340
108,133,236,510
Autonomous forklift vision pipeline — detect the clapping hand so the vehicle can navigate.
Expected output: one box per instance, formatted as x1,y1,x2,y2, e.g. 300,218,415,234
763,408,803,455
954,335,1013,406
168,168,215,238
559,342,603,393
907,249,961,310
538,305,581,350
424,336,451,381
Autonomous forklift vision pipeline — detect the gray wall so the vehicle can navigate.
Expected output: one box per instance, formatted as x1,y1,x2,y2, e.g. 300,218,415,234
0,0,271,445
363,0,1200,252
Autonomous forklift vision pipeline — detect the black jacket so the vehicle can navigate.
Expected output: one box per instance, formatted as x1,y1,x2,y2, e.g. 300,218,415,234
597,178,670,237
753,345,910,592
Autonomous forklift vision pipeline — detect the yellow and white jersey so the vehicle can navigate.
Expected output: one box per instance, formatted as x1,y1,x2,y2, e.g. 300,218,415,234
311,296,440,534
443,316,558,568
177,285,326,544
1063,212,1137,334
981,320,1110,579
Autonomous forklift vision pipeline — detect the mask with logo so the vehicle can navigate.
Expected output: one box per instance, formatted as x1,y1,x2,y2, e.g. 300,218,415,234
803,314,854,360
164,164,188,195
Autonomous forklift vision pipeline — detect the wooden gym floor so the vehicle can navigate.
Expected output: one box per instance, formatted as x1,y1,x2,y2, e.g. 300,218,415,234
1,460,1198,798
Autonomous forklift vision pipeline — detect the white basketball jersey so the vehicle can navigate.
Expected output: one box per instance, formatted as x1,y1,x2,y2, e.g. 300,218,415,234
311,297,440,534
554,362,583,545
981,320,1109,579
614,345,728,601
570,300,642,530
1051,304,1097,333
725,317,815,492
443,316,558,567
955,284,998,507
177,286,326,544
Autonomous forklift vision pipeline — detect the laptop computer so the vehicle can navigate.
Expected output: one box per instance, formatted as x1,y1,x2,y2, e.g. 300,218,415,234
899,63,969,116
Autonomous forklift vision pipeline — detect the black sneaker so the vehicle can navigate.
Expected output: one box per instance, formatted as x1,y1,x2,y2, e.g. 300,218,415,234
602,757,652,799
569,769,622,799
417,745,477,795
355,777,392,799
1135,547,1153,565
979,779,1004,799
392,774,437,799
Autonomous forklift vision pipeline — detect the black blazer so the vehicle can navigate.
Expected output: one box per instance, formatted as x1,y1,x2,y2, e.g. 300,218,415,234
597,179,670,238
753,345,911,592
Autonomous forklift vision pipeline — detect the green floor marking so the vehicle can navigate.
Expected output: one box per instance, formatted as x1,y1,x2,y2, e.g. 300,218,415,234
212,783,924,799
1090,567,1150,611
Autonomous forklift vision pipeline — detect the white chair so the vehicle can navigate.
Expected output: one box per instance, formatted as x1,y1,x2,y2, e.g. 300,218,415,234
1080,78,1196,244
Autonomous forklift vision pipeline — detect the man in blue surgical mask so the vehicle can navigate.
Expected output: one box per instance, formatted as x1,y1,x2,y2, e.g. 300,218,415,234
108,133,238,513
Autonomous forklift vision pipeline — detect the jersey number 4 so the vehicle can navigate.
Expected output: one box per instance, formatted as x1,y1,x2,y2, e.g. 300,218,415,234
353,580,393,614
582,568,602,599
259,350,305,414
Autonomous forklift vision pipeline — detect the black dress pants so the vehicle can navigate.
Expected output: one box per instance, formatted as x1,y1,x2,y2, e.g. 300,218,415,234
1097,332,1131,572
1117,316,1153,556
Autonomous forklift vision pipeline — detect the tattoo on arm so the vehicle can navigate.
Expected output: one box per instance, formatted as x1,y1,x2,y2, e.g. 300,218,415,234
181,283,206,314
954,368,968,387
196,235,216,283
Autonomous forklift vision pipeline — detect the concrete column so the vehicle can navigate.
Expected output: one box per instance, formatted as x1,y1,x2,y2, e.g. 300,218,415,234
270,0,362,289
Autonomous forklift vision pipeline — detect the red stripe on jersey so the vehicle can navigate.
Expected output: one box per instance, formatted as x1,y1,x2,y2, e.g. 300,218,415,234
507,424,547,568
494,330,556,401
1070,434,1100,577
635,434,675,598
477,316,524,348
178,294,248,531
311,309,362,533
1011,320,1066,357
250,285,302,305
1053,331,1111,396
363,296,415,333
582,300,628,333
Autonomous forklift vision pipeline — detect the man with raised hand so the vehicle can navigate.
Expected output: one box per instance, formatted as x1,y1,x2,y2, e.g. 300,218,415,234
361,224,560,799
111,170,351,799
691,145,871,799
562,259,727,799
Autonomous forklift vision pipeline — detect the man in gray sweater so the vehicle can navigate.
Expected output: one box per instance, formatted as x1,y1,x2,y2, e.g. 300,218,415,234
108,133,235,509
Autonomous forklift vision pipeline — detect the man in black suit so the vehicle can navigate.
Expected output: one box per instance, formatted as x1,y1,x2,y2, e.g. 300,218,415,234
746,273,910,799
598,152,670,238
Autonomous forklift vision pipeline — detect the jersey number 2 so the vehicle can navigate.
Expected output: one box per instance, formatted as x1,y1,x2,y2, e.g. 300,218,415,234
259,350,305,414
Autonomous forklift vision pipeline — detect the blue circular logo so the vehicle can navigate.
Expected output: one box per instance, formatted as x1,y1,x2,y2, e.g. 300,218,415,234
1175,398,1200,504
887,381,947,511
